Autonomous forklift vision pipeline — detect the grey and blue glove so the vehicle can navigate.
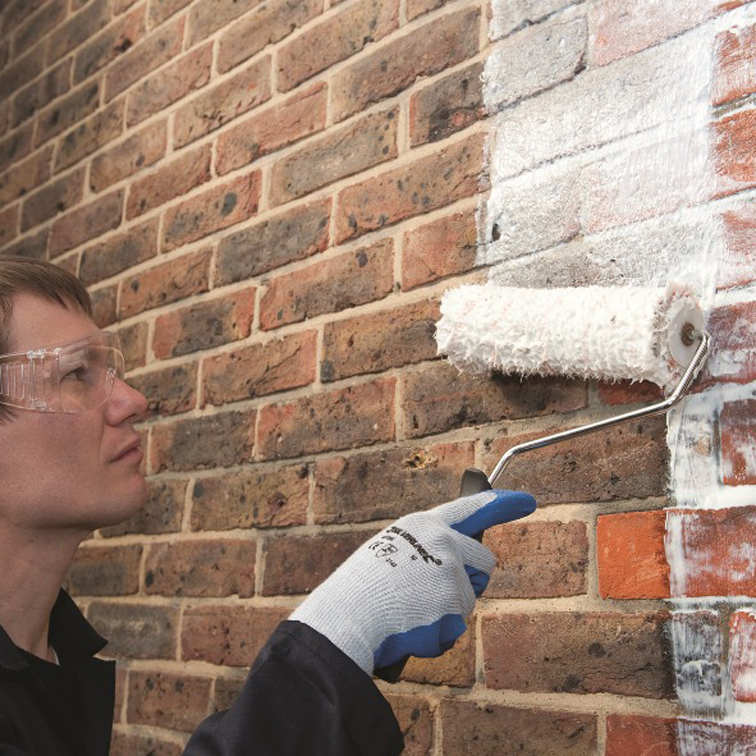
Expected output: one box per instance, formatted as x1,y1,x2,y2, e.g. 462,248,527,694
290,490,536,675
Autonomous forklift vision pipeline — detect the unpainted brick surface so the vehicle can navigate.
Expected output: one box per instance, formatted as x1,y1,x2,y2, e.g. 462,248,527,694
312,442,474,524
258,377,396,459
259,238,394,330
127,362,199,418
215,198,330,284
55,100,125,173
144,539,256,597
65,544,142,596
190,465,309,530
440,699,597,755
102,478,187,536
483,612,674,698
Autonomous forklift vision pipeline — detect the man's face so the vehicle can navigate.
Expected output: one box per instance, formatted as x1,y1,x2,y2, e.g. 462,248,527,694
0,293,149,533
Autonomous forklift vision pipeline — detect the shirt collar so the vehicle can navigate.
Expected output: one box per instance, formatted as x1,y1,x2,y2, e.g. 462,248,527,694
0,589,107,672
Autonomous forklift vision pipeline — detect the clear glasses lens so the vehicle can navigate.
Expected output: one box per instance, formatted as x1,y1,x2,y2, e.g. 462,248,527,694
0,332,125,413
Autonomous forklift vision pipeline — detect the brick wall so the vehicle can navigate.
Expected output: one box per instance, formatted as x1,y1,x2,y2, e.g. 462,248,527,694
1,0,755,754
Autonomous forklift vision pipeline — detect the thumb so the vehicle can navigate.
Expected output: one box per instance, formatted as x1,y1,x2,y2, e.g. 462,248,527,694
434,490,536,538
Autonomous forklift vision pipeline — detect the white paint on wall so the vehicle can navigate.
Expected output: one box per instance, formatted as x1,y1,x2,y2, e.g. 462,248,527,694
483,0,756,743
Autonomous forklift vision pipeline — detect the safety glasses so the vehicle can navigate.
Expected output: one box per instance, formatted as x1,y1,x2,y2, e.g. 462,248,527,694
0,331,125,413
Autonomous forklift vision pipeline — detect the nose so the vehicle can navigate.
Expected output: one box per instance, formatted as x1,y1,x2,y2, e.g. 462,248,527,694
104,377,149,425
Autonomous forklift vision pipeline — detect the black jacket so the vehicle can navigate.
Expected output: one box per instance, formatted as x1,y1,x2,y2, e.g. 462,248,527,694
0,591,403,756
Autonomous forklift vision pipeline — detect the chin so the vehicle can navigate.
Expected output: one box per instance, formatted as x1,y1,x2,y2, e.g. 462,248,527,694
92,477,150,529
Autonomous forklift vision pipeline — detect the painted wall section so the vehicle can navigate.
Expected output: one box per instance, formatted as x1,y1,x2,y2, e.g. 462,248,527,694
484,0,756,751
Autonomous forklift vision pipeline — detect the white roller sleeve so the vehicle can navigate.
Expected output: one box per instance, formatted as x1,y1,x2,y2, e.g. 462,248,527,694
435,284,703,389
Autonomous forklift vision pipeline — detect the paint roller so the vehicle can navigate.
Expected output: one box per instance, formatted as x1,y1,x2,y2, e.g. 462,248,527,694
435,282,711,493
375,283,710,682
373,282,710,684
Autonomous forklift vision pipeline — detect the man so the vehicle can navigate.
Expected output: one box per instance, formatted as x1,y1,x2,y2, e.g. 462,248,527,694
0,257,536,755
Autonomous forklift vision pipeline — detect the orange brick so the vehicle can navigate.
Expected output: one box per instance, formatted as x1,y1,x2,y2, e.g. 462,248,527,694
713,23,756,107
597,510,670,599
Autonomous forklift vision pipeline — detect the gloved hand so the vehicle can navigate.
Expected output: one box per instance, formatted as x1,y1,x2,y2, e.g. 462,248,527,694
290,490,536,675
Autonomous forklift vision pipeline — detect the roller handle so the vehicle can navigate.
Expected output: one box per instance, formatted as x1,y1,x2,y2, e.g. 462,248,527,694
373,469,490,683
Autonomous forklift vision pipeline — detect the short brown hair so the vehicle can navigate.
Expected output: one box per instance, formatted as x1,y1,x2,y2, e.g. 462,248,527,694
0,256,92,421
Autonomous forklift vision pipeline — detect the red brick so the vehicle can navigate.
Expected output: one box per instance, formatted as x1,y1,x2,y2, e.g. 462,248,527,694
322,299,440,381
173,57,272,148
482,612,673,698
731,610,756,702
605,715,677,756
403,362,588,440
714,23,756,107
0,44,43,99
73,5,145,84
0,123,33,174
216,83,327,176
713,108,756,199
215,198,330,284
597,510,670,599
331,7,480,122
187,0,261,46
110,732,181,756
402,623,475,687
47,0,110,64
119,247,211,318
104,15,185,102
335,131,485,243
0,205,19,247
383,695,433,755
721,400,756,485
1,0,47,34
127,670,211,732
102,478,187,536
126,43,212,127
11,59,71,128
276,0,399,92
262,531,367,596
152,287,255,359
258,377,396,459
181,605,287,666
90,120,167,193
213,676,245,713
0,146,52,206
597,379,663,406
162,172,261,251
117,320,148,369
79,217,159,285
410,61,484,146
313,442,474,524
151,409,255,472
49,190,123,257
480,415,668,505
12,0,67,58
440,700,597,755
202,330,317,405
65,544,142,596
268,106,398,206
720,201,756,290
127,362,199,418
90,285,118,329
701,301,756,385
218,0,321,74
1,228,47,259
590,0,721,67
55,100,125,173
259,238,394,330
19,167,84,231
606,716,756,756
35,81,100,148
190,464,309,530
149,0,192,27
144,539,256,597
667,507,756,597
487,520,589,598
87,602,179,659
402,211,478,290
126,144,212,220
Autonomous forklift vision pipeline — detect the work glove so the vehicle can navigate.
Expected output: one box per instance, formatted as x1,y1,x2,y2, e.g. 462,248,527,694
290,490,536,676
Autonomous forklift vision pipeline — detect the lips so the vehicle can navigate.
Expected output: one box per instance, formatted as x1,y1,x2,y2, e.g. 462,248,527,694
112,438,142,462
